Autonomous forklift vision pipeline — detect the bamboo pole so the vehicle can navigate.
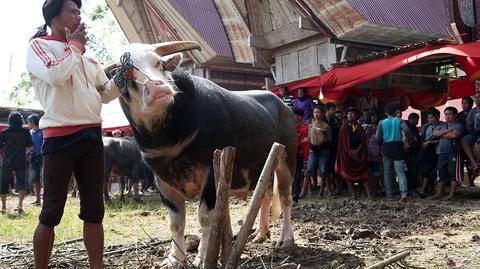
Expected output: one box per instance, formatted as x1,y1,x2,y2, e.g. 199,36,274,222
204,147,236,269
225,143,285,269
365,251,410,269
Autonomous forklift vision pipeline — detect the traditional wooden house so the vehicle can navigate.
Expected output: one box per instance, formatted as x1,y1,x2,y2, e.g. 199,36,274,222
106,0,480,110
106,0,272,91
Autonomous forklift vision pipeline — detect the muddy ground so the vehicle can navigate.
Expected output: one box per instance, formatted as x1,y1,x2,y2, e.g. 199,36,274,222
2,186,480,268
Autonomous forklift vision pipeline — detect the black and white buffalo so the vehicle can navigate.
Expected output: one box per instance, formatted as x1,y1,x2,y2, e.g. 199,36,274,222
103,136,143,202
108,41,296,267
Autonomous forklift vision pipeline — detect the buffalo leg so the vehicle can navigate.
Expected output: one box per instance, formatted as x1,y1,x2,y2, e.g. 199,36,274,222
251,193,271,243
194,197,215,267
274,156,294,248
156,177,187,267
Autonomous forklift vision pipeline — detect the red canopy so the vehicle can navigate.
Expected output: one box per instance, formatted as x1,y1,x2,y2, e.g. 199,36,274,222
272,42,480,110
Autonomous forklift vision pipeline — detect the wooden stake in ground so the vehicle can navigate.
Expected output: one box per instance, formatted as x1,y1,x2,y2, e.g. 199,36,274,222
225,142,285,269
204,147,236,269
365,251,410,269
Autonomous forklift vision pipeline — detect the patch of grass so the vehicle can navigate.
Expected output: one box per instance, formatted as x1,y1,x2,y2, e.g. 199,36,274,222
0,194,169,245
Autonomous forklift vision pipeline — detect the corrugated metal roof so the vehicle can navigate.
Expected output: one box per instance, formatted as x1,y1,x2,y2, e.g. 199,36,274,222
346,0,450,35
167,0,233,57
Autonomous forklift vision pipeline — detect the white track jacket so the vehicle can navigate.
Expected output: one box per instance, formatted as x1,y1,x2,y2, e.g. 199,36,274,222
26,36,120,129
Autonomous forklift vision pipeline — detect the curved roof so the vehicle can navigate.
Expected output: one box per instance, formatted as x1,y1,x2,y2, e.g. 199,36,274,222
347,0,450,35
168,0,233,57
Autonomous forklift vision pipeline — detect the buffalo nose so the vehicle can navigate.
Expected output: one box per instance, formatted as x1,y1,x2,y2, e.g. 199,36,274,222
150,79,165,86
144,81,171,102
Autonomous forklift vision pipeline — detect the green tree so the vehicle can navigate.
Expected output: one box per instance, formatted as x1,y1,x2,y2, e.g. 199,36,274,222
8,72,36,107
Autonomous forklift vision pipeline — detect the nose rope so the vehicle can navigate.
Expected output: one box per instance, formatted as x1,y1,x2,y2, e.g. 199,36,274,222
114,52,136,97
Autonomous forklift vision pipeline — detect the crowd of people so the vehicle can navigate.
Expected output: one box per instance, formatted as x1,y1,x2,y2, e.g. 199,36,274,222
280,86,479,204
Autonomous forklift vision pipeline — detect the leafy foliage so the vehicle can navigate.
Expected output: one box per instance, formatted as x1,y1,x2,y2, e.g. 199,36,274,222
8,72,36,107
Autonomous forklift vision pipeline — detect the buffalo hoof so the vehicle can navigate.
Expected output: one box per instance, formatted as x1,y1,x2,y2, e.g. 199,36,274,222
249,230,270,243
160,254,185,269
275,239,294,248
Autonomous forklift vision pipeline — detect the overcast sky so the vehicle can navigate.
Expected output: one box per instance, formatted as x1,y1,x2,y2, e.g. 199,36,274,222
0,0,129,127
0,0,44,105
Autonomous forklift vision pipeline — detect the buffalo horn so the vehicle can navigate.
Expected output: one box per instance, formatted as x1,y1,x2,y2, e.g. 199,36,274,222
153,41,201,56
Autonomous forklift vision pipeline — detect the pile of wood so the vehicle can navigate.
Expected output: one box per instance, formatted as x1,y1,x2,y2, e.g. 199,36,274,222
204,143,285,269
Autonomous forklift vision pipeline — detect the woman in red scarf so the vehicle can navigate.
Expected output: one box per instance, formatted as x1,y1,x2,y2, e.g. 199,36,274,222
335,109,373,199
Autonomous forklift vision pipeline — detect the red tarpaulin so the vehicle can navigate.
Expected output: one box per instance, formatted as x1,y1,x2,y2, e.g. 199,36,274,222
272,42,480,110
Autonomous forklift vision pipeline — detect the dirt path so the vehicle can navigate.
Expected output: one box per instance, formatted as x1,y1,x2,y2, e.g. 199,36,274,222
236,187,480,268
2,186,480,268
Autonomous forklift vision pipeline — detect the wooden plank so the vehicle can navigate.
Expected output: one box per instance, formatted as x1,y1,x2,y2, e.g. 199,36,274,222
299,16,319,31
225,143,285,269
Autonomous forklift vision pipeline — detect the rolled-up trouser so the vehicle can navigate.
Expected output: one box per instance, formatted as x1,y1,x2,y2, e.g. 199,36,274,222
382,156,408,198
29,155,43,183
405,151,417,191
0,166,27,194
39,139,104,227
305,149,329,178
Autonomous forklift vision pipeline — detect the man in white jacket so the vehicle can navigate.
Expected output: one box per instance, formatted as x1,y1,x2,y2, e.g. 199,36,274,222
26,1,133,268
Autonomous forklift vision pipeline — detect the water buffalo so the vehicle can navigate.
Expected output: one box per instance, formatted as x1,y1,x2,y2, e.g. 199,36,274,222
103,136,143,202
107,41,296,267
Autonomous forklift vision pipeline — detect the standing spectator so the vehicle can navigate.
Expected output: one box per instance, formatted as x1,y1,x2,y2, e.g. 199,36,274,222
432,107,463,200
27,114,43,206
358,88,379,111
396,109,415,195
112,129,123,138
457,96,473,127
418,108,443,198
26,0,129,267
358,109,370,125
324,102,342,195
377,103,409,203
279,86,294,108
293,88,314,124
461,92,480,170
404,113,421,194
300,106,331,197
0,112,33,214
335,109,372,199
292,108,309,202
364,109,382,196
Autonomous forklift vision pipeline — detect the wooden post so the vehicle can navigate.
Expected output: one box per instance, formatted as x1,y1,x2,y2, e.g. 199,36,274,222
221,207,233,267
204,147,236,269
225,143,285,269
365,251,410,269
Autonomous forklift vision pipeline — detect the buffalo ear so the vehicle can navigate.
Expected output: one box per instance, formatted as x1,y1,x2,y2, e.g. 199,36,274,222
162,53,183,72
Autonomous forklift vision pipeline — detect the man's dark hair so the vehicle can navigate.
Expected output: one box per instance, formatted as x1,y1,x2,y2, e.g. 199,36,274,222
325,102,336,111
444,106,458,115
462,96,474,106
313,104,324,112
8,112,24,129
31,0,82,40
426,107,440,118
385,103,399,116
367,108,379,118
408,113,420,120
292,107,304,116
27,114,40,126
348,108,361,118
